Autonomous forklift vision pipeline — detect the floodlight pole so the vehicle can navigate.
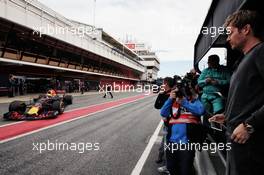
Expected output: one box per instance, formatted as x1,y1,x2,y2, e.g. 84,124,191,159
93,0,96,30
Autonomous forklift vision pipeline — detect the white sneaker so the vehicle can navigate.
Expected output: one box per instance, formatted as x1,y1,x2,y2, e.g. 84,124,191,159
157,166,170,174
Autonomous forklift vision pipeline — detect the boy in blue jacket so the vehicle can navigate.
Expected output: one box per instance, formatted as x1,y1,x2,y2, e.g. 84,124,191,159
160,84,205,175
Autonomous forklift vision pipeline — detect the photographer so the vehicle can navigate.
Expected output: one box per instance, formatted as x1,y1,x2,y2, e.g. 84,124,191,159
160,77,205,175
154,77,174,174
154,77,174,109
184,69,199,90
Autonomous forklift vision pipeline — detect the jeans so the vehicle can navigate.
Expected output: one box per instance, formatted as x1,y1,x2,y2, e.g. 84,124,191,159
166,142,195,175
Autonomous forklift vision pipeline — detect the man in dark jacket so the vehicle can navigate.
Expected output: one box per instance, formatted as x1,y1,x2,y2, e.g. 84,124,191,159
103,84,113,98
155,77,175,109
209,10,264,175
8,74,16,97
154,77,174,174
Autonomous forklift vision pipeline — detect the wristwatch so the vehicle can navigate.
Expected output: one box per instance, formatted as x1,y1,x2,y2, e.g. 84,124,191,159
243,122,255,134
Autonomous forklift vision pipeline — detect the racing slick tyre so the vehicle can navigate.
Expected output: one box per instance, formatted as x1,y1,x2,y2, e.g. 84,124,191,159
52,100,65,114
9,101,27,114
9,101,26,113
63,95,73,105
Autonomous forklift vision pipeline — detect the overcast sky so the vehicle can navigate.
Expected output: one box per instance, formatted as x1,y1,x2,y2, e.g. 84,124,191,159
38,0,214,77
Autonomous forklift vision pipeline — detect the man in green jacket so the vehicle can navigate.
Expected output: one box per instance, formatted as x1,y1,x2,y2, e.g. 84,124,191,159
198,55,231,114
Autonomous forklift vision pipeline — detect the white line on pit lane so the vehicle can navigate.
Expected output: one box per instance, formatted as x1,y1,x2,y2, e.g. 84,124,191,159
130,120,163,175
0,121,25,128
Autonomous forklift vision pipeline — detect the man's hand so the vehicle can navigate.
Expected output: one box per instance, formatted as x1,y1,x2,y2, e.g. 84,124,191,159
205,77,212,83
231,123,250,144
211,79,219,85
170,89,176,99
208,113,225,124
159,90,165,95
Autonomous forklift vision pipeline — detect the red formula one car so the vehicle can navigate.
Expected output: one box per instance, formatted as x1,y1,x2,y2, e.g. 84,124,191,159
3,90,73,120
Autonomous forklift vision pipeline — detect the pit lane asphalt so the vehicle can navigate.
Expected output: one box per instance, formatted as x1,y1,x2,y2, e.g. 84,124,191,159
0,92,163,175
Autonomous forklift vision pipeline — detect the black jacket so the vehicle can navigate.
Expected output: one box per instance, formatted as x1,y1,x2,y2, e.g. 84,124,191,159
154,91,170,109
225,42,264,131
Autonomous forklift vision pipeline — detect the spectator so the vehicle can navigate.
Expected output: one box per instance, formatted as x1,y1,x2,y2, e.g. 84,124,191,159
56,80,61,90
209,10,264,175
19,79,25,95
8,74,15,97
154,77,174,109
154,77,174,174
103,84,113,98
184,69,199,88
198,55,231,115
160,79,205,175
80,81,85,94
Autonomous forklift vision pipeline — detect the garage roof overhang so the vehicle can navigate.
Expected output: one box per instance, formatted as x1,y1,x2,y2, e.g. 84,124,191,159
193,0,260,71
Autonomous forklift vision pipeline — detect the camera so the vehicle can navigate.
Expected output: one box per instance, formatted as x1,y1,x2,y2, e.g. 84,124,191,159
171,76,186,98
172,75,194,98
